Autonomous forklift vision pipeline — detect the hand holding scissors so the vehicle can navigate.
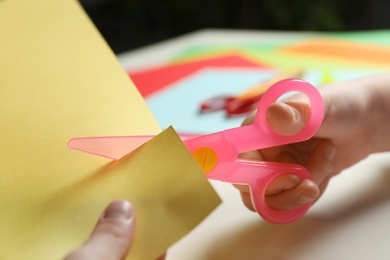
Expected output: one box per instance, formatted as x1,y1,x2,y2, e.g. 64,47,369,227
68,78,324,224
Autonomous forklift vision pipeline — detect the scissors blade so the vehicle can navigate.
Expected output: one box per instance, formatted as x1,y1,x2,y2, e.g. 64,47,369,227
68,134,198,160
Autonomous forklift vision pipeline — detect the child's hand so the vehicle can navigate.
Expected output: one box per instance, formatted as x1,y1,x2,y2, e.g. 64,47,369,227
236,74,390,212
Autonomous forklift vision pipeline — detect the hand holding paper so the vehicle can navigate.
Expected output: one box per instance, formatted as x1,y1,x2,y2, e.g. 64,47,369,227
0,0,220,259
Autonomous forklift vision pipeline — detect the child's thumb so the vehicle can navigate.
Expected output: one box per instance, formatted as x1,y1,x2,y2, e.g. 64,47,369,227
267,100,310,136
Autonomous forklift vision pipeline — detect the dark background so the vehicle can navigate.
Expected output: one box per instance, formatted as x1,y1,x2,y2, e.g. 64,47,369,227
80,0,390,54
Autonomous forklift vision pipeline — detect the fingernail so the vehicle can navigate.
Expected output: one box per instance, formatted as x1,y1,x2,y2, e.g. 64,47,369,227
324,145,336,161
298,194,315,205
103,200,134,221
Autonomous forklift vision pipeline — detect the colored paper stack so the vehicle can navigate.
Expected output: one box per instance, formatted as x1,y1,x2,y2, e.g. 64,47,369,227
128,31,390,133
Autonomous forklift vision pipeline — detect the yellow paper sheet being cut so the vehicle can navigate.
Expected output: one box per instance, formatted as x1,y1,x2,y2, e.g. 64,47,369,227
0,0,221,259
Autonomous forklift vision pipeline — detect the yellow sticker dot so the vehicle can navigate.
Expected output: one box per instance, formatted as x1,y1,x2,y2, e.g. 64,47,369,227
192,147,218,173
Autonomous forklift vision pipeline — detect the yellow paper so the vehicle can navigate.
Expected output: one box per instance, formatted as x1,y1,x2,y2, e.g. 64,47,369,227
0,0,221,259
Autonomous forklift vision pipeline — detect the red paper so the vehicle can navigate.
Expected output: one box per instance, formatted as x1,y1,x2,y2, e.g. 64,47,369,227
129,54,267,97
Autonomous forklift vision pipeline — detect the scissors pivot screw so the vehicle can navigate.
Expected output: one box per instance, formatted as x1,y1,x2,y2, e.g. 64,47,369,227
192,147,218,173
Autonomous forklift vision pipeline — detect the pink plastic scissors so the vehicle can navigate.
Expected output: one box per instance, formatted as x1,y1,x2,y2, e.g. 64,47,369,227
68,78,324,224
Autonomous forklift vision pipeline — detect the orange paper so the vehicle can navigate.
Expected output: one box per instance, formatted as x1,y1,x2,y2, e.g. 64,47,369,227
280,38,390,67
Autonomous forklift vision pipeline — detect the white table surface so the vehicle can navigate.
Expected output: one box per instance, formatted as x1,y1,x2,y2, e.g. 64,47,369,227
117,29,390,260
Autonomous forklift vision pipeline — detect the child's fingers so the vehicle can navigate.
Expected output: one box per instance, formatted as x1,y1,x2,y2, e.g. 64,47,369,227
237,188,256,212
263,140,336,211
265,179,319,210
305,140,336,184
236,93,324,213
264,174,301,195
234,174,320,211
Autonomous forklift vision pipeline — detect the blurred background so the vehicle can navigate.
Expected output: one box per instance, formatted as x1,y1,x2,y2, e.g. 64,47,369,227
80,0,390,54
